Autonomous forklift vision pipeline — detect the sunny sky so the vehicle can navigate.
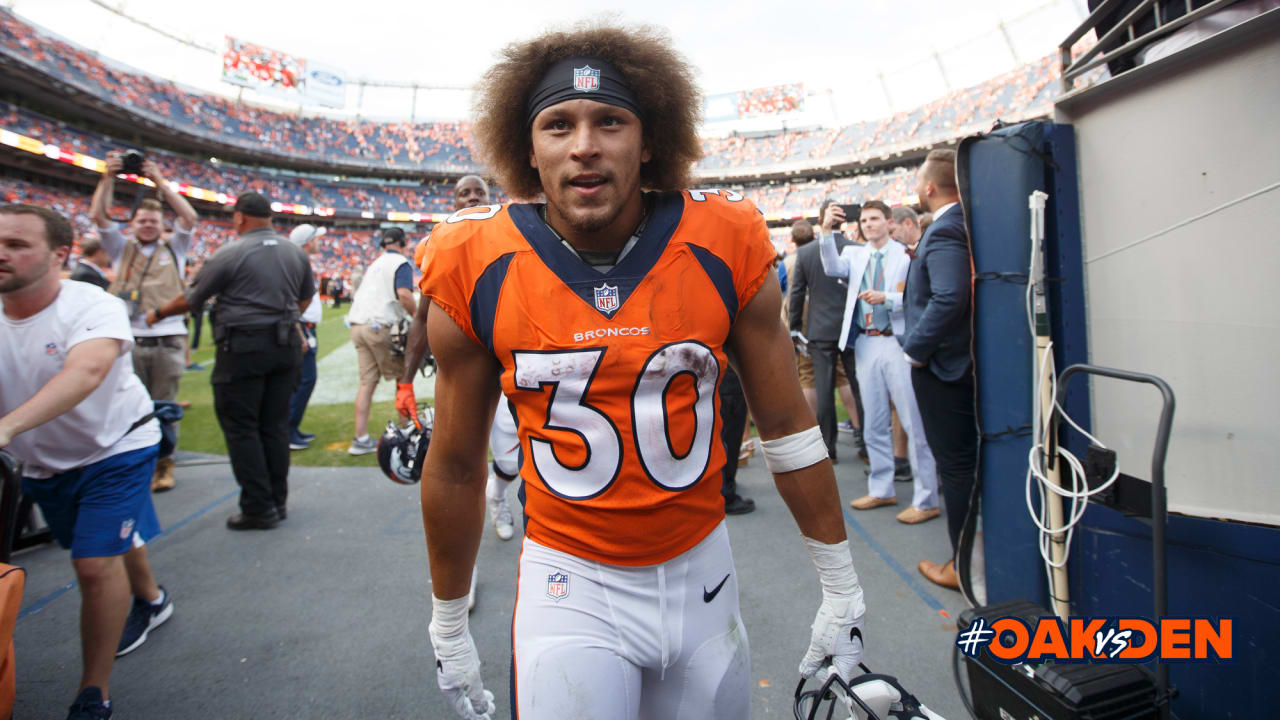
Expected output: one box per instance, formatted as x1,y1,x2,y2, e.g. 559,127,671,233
9,0,1087,128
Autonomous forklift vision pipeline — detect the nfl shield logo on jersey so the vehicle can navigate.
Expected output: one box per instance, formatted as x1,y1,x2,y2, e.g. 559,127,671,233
573,65,600,92
546,570,570,602
594,283,620,314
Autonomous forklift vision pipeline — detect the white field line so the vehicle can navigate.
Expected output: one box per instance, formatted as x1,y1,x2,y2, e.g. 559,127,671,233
309,340,436,406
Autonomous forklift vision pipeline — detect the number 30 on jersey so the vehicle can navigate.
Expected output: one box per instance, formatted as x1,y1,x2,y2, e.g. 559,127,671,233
512,341,719,500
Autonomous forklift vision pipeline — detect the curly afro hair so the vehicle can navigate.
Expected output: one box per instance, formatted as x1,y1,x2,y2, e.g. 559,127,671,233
472,21,704,200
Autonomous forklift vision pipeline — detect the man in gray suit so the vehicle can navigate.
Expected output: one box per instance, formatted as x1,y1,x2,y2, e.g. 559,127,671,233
789,206,865,463
902,149,978,590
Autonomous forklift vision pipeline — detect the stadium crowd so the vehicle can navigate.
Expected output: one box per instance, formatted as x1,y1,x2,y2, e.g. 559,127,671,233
2,6,1059,177
699,55,1059,171
0,8,475,171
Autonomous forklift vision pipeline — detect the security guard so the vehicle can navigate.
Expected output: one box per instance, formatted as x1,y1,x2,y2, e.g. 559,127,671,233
147,193,314,530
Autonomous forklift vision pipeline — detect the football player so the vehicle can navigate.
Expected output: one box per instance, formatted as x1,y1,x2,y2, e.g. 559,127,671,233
418,23,867,720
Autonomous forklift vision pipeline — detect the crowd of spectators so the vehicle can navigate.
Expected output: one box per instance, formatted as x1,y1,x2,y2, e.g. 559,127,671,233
0,8,476,171
699,55,1061,171
0,176,392,293
1,101,474,214
3,6,1061,178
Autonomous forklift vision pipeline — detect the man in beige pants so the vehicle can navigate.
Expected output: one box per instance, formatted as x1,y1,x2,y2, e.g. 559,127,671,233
345,227,416,455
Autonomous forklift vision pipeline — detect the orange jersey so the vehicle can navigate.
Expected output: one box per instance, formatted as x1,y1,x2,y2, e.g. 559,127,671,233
420,190,775,566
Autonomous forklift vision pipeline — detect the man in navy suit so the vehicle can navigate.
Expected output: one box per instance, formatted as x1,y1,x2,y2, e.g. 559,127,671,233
68,237,111,289
902,149,978,590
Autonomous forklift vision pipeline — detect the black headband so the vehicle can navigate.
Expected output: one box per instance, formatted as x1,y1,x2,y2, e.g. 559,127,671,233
526,57,642,128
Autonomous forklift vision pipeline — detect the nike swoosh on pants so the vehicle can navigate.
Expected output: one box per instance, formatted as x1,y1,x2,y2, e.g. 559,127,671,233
703,573,730,603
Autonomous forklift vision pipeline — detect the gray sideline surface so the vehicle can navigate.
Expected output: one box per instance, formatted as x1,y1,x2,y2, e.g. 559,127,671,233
14,433,970,719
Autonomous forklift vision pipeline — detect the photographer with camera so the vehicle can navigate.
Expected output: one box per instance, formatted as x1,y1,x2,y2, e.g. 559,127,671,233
89,150,198,494
345,227,415,456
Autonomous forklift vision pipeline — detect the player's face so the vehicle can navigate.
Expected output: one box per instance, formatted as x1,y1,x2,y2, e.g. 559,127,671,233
453,178,488,211
860,208,889,244
530,99,651,239
132,209,163,244
0,214,64,294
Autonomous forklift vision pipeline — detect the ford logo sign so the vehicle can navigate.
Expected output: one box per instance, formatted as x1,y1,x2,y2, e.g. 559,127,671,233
310,70,342,86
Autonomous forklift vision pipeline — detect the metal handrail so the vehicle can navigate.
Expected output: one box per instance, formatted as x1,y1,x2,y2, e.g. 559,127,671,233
1059,0,1237,93
1051,364,1176,720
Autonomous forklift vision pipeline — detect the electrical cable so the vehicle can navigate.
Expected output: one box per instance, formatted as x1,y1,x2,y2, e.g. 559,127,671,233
1024,201,1120,606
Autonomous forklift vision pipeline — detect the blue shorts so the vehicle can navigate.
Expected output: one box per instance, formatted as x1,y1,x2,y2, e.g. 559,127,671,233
22,444,163,559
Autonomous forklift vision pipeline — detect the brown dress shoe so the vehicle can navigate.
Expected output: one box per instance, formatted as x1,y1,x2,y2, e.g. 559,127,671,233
849,495,897,511
918,559,959,590
896,506,941,524
151,457,176,492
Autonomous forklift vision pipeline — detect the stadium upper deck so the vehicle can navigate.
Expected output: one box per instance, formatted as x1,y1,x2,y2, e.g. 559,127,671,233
0,6,1062,185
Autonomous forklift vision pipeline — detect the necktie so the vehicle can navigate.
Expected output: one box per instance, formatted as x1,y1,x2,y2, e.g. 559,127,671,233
871,251,890,332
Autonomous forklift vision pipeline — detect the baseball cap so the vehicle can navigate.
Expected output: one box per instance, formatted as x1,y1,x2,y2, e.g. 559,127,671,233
380,227,406,247
290,224,326,245
234,192,273,218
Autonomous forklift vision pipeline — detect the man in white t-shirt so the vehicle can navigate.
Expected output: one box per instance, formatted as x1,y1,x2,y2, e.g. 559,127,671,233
90,153,199,493
0,204,174,720
287,224,325,450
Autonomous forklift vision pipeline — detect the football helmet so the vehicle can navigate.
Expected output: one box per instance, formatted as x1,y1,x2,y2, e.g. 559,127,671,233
794,666,946,720
376,410,433,485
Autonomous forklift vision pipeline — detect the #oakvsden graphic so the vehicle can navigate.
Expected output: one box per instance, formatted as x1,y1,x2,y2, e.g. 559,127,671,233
957,616,1233,663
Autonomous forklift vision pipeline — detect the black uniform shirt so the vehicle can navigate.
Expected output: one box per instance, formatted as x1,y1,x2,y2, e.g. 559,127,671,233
185,227,314,330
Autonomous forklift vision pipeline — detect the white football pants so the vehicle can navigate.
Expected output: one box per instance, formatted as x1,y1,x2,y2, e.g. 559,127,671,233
513,522,750,720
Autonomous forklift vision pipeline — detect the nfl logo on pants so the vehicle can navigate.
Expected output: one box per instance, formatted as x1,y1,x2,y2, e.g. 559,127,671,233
574,65,600,92
546,571,570,602
594,283,619,314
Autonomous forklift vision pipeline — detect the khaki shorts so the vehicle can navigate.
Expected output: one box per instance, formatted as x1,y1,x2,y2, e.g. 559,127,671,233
795,350,850,390
351,323,404,386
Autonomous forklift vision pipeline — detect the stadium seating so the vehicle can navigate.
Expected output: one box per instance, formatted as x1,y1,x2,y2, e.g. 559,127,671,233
0,7,1060,177
0,5,1068,279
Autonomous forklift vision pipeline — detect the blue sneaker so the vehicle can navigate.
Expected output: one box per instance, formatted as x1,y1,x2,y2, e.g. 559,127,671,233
296,430,316,443
116,587,173,657
289,431,312,451
67,686,112,719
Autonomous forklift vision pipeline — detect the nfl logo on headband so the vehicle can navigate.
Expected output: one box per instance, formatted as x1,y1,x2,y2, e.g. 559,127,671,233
573,65,601,92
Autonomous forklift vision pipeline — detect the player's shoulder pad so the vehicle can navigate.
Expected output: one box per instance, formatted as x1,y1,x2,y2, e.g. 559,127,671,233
679,188,766,229
421,203,526,268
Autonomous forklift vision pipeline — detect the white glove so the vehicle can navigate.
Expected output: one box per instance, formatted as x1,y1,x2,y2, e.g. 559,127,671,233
429,595,494,720
799,537,867,680
799,594,866,680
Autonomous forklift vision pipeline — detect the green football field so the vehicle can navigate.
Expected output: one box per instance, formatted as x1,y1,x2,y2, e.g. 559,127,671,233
176,304,435,467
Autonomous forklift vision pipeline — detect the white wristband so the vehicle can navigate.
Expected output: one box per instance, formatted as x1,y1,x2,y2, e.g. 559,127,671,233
429,593,470,638
760,425,828,474
803,536,864,605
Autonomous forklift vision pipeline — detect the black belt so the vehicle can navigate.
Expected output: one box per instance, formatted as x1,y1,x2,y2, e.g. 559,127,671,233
858,327,893,337
225,325,276,336
135,335,183,346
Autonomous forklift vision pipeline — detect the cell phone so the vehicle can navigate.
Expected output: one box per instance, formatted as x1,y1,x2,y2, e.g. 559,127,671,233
839,204,861,225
